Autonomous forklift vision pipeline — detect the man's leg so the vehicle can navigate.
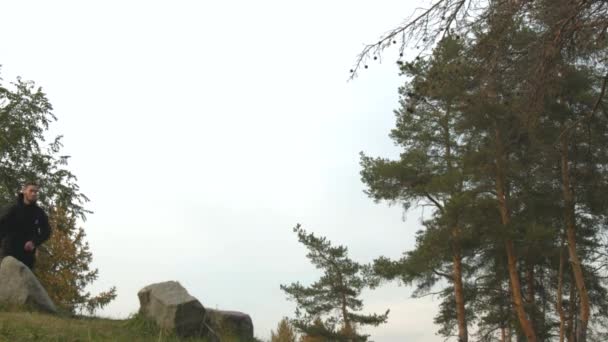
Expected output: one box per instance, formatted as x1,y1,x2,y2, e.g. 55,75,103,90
0,237,35,269
21,254,35,270
0,236,12,264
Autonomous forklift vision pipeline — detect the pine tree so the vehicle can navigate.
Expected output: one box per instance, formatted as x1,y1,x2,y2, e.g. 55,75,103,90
280,224,389,342
357,5,608,339
299,319,328,342
361,36,476,342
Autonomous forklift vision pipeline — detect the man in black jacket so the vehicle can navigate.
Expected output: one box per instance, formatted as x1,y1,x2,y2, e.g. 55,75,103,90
0,182,52,269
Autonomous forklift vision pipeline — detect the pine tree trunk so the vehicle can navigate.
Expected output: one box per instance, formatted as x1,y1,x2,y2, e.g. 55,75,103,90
444,104,468,342
451,236,468,342
525,263,535,335
495,128,537,342
540,268,548,338
501,326,507,342
526,265,534,304
337,270,353,342
341,300,352,342
560,137,589,342
567,285,577,342
557,244,566,342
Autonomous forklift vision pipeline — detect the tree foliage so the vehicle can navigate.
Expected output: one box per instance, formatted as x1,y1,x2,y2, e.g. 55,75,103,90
281,224,389,342
271,317,299,342
357,1,608,341
0,69,116,314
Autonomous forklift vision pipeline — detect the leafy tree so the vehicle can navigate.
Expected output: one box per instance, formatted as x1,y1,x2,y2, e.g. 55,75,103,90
35,206,116,314
271,317,298,342
0,69,116,314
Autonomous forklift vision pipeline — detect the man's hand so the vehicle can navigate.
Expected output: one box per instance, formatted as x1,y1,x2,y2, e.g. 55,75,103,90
24,241,35,253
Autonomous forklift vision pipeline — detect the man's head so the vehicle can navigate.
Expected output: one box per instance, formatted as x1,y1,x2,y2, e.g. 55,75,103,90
22,182,40,205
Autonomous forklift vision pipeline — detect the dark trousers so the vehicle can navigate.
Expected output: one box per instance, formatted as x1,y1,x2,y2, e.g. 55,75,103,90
0,237,36,270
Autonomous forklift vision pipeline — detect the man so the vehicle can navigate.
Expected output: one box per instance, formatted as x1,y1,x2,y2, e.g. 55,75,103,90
0,182,52,269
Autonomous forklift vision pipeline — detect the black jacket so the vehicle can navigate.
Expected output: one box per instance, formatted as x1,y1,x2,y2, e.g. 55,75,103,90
0,193,51,260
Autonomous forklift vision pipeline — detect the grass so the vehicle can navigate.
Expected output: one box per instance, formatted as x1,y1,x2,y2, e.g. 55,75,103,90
0,309,262,342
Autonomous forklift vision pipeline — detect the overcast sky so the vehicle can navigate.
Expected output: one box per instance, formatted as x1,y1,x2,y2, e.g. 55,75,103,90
1,1,445,341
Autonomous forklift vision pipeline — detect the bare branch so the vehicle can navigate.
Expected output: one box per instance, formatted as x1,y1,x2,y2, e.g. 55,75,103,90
432,269,452,279
350,0,469,80
425,192,445,212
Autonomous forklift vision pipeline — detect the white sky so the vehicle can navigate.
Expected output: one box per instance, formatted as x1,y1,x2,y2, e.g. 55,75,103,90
1,1,445,341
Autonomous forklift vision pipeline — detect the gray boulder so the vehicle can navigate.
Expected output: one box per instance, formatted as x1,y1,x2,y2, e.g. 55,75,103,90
138,281,207,337
206,309,254,341
0,256,57,313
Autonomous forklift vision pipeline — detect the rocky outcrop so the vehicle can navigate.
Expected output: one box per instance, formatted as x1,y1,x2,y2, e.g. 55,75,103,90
137,281,207,337
0,256,57,313
206,309,254,341
138,281,256,341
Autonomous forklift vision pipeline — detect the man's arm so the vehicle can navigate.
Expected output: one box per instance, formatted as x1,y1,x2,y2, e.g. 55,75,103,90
32,211,51,247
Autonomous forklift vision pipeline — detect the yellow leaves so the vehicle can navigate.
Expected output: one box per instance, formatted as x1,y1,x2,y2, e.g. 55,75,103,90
270,317,298,342
34,205,105,314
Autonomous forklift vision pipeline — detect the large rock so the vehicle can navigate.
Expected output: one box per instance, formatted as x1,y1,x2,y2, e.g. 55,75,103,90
138,281,207,337
206,309,254,341
0,256,57,313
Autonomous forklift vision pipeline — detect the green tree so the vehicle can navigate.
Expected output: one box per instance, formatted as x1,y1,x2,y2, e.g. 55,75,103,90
0,70,116,314
361,36,475,342
539,62,608,342
298,318,328,342
356,3,608,339
280,224,389,342
35,206,116,314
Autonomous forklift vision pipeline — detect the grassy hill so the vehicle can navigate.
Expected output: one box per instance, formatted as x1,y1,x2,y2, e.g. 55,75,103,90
0,310,261,342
